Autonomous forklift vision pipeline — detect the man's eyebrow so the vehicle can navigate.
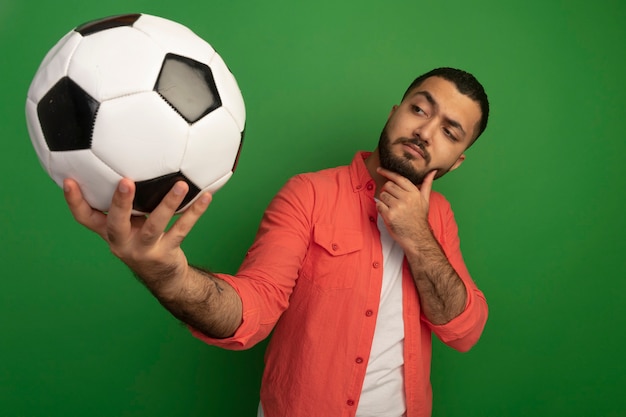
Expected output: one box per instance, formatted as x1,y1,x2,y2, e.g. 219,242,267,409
415,90,467,138
445,117,466,137
415,90,436,107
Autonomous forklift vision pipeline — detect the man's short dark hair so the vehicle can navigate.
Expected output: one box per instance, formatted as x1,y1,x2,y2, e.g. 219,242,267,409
403,67,490,142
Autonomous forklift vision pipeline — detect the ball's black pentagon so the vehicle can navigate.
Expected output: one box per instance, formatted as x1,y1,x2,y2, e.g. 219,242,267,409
134,172,201,213
155,53,222,124
75,14,141,36
37,77,99,151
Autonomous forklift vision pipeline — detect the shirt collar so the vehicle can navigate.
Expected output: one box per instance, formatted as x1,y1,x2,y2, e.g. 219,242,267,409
349,151,376,194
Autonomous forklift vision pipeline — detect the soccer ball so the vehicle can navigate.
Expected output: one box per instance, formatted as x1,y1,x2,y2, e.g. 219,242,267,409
25,13,245,214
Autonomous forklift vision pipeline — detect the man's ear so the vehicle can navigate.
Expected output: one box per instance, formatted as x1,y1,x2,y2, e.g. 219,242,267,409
449,154,466,172
388,104,399,119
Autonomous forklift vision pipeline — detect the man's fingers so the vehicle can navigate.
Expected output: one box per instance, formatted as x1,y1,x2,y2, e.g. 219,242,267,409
139,181,190,247
377,167,413,189
375,198,390,216
106,178,136,245
167,192,212,248
63,178,108,238
418,170,437,201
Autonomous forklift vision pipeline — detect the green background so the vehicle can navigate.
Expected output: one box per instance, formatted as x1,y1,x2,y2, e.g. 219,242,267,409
1,0,624,416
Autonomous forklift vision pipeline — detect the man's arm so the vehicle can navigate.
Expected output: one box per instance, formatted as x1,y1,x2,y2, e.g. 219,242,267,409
375,168,466,325
149,265,242,339
398,225,467,324
63,177,242,338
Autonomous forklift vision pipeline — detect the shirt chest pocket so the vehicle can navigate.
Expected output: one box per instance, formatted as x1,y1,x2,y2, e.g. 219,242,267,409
301,224,363,290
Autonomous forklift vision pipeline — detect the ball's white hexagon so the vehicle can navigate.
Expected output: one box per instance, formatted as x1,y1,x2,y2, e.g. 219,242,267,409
68,27,164,101
48,149,122,212
183,107,241,188
26,31,83,103
202,171,232,194
209,53,246,131
134,14,216,66
91,92,189,180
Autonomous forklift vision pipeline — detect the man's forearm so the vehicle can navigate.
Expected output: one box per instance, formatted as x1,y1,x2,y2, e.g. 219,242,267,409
140,265,243,339
405,229,467,325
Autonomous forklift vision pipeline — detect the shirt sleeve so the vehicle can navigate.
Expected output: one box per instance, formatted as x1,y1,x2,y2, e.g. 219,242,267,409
422,193,489,352
190,175,314,350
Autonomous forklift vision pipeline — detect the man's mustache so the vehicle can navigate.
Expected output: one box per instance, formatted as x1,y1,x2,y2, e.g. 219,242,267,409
394,138,431,163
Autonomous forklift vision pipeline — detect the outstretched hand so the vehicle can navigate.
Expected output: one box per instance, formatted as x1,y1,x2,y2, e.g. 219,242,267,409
63,178,212,297
375,167,437,250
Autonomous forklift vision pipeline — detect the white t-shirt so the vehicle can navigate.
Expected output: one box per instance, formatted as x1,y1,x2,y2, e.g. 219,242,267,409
355,215,406,416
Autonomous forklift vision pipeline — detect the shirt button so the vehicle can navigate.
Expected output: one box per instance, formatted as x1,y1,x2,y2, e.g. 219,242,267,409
365,310,374,317
373,261,380,268
347,399,355,406
332,243,339,251
369,216,375,222
366,183,374,191
356,185,362,190
355,357,364,364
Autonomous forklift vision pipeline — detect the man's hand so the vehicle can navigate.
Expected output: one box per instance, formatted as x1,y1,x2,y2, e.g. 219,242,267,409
375,167,437,252
63,178,211,298
64,178,242,338
375,167,466,324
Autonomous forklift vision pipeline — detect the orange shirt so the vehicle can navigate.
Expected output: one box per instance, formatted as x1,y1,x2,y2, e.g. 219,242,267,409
192,152,488,417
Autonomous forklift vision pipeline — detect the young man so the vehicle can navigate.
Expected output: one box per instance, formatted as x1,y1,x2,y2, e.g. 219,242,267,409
64,67,490,417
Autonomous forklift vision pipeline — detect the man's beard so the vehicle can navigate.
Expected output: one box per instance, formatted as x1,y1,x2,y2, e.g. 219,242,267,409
378,126,432,185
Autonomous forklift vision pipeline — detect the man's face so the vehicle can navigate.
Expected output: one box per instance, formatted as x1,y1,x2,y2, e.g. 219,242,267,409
378,76,482,185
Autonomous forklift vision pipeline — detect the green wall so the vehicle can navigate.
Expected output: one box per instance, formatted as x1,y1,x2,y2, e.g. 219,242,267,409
1,0,624,416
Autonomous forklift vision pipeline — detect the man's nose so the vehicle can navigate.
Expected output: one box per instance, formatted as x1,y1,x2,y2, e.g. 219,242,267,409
413,119,436,145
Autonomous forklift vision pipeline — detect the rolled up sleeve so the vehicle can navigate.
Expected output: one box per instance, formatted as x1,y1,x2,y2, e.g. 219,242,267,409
423,193,489,352
189,175,314,350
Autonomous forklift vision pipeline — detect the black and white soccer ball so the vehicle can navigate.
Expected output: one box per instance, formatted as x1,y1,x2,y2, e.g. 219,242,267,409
25,13,245,214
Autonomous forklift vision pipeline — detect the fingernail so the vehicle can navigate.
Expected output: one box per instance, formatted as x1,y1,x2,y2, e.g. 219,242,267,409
200,193,211,204
118,182,129,193
173,183,186,196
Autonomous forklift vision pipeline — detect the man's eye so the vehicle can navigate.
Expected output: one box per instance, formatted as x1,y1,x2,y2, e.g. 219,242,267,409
412,105,425,114
443,128,458,141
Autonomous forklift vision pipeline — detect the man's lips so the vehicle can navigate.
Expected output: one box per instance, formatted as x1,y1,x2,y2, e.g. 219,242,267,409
402,142,426,160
